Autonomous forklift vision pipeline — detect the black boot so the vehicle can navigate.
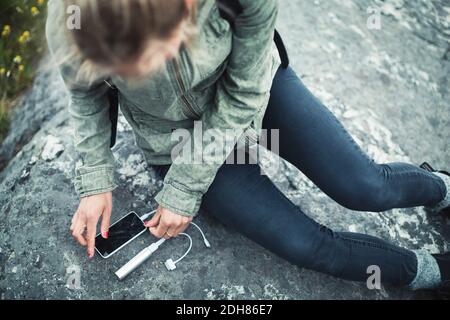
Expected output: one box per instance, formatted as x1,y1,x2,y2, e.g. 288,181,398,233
432,253,450,299
420,162,450,214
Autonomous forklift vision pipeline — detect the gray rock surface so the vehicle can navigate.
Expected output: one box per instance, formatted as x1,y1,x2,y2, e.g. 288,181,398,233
0,0,449,299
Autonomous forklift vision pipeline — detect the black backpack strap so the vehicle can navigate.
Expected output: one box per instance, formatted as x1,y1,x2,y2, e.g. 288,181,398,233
104,79,119,148
216,0,289,69
274,30,289,69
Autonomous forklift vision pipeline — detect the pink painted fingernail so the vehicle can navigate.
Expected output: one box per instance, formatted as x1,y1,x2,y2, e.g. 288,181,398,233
102,231,109,239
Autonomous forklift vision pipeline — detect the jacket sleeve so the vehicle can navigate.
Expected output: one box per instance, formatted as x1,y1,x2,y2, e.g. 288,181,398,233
46,0,118,198
154,0,278,216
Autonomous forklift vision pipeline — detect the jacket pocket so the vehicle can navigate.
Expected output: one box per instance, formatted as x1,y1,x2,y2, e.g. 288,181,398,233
133,112,193,133
133,117,194,156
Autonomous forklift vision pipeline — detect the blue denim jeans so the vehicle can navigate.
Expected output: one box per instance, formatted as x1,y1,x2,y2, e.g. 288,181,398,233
153,66,446,287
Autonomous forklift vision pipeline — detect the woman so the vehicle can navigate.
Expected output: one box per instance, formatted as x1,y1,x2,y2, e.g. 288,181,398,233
46,0,450,292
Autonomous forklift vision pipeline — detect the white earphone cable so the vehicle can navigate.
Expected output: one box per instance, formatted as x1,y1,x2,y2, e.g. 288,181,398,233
174,233,193,264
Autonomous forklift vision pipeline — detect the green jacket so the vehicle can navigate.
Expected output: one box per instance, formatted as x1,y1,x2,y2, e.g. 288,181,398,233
46,0,281,217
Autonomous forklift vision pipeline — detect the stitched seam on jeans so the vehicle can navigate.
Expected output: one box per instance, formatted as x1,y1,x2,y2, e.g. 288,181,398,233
338,235,413,258
263,168,330,231
247,168,347,271
321,104,374,167
386,166,448,202
383,163,446,181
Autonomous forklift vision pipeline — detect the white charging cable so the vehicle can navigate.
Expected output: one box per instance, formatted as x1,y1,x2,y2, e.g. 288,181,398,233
139,209,211,271
140,210,210,247
164,233,192,271
190,222,211,248
139,210,157,222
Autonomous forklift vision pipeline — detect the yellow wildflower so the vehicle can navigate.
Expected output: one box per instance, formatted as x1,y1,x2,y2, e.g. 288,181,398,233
31,6,40,16
37,0,45,5
0,68,6,76
18,31,31,44
18,65,25,73
13,55,22,64
1,25,11,37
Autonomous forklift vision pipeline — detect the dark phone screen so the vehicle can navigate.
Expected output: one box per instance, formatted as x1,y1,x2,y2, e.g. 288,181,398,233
95,212,146,257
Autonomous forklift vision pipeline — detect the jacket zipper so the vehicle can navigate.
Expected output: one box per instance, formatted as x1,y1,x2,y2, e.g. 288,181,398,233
172,57,200,120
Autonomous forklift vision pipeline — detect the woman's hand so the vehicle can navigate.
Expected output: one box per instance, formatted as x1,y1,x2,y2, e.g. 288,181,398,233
70,192,112,258
145,205,192,239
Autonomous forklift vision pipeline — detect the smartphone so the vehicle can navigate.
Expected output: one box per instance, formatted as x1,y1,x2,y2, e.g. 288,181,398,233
95,211,147,259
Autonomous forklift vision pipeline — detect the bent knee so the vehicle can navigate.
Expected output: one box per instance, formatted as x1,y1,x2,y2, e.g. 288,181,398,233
332,166,391,211
281,230,347,276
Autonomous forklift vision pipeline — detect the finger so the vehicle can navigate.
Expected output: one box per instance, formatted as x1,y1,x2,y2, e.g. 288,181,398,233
71,217,87,247
150,223,169,238
164,225,178,239
100,206,111,239
171,218,189,237
149,226,169,238
150,217,169,238
173,221,189,237
70,210,79,232
145,210,161,228
86,217,97,258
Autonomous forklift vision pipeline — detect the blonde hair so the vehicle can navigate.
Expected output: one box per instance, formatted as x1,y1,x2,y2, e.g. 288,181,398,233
53,0,199,83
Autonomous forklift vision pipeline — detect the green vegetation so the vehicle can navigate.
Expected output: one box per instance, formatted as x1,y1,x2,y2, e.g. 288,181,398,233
0,0,47,143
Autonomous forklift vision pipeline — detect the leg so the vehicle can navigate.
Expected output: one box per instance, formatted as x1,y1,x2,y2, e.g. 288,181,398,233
153,161,419,287
263,67,447,212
